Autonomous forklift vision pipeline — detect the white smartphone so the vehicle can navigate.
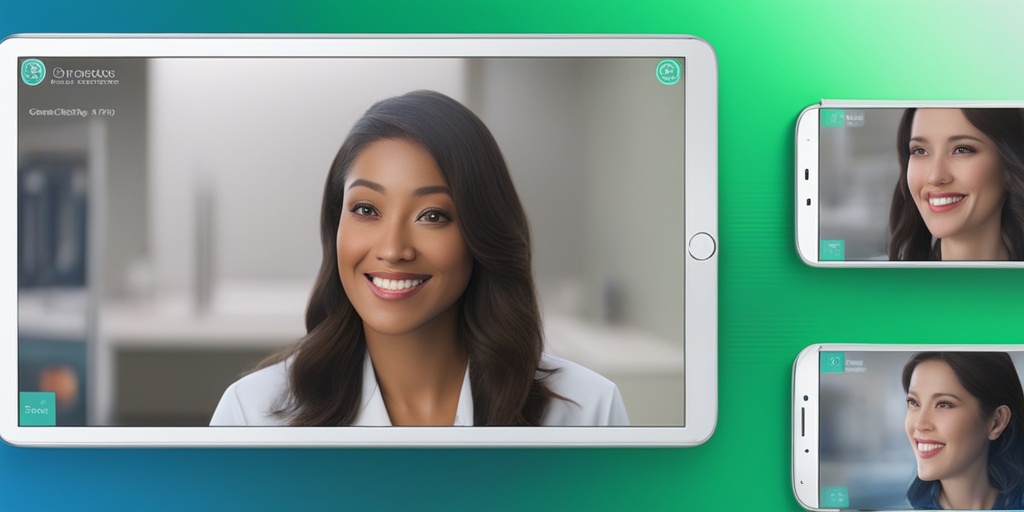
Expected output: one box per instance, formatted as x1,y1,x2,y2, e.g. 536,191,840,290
795,101,1024,267
792,344,1024,511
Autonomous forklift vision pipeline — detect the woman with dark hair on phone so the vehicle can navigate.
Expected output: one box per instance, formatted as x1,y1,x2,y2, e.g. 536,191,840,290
903,352,1024,509
211,90,628,426
888,108,1024,260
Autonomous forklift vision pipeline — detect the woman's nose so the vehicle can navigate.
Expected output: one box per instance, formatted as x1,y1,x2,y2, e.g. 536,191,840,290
927,157,953,186
376,219,416,263
913,409,934,432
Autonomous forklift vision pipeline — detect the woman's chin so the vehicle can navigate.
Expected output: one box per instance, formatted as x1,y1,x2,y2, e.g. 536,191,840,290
916,464,940,482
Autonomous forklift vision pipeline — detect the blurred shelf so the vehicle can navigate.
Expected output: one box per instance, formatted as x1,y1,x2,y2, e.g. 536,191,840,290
101,280,308,349
19,288,90,340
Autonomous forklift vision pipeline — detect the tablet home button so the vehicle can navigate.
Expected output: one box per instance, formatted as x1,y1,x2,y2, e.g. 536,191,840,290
687,232,716,261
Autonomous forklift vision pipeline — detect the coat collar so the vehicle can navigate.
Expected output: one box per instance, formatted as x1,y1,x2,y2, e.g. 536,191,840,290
352,351,474,426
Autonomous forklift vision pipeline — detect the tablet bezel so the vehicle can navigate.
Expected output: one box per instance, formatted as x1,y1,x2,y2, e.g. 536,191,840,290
1,34,717,447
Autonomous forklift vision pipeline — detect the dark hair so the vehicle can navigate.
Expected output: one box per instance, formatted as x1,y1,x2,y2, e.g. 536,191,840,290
261,90,558,425
902,352,1024,509
888,108,1024,260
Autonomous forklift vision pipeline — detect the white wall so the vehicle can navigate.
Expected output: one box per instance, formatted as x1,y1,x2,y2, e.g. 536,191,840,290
469,58,684,346
148,58,467,294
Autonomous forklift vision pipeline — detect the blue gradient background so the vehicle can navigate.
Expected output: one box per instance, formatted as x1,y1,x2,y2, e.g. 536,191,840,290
4,0,1024,510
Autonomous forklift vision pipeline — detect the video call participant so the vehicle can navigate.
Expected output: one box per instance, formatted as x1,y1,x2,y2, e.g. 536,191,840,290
211,90,628,426
903,352,1024,509
888,108,1024,261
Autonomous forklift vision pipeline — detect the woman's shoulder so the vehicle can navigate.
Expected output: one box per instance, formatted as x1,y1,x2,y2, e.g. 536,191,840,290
209,360,291,426
538,353,630,426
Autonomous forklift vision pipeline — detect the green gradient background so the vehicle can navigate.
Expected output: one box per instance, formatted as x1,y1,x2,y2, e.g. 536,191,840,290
3,0,1024,510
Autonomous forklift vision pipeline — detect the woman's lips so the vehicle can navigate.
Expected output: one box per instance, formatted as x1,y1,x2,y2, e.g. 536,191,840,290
916,439,946,459
364,273,430,300
926,193,966,213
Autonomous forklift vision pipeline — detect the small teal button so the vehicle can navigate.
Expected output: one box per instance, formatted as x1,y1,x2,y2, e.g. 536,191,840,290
20,391,57,426
21,58,46,86
656,59,681,85
821,352,845,374
820,109,845,128
820,239,845,261
821,486,850,508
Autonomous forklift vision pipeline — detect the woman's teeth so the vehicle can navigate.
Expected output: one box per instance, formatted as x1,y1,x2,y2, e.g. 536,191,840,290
929,195,964,206
372,277,425,291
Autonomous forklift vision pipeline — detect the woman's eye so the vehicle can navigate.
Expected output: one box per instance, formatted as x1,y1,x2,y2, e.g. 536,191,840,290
417,209,451,224
909,147,927,156
351,203,378,217
936,401,953,409
906,398,918,408
952,145,975,155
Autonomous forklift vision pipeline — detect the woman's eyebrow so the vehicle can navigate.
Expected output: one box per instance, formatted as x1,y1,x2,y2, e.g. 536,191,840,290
346,180,449,197
947,134,986,144
909,135,986,144
348,178,384,193
414,185,451,197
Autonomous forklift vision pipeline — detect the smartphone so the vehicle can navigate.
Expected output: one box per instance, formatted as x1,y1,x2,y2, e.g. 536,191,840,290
792,344,1024,511
795,101,1024,267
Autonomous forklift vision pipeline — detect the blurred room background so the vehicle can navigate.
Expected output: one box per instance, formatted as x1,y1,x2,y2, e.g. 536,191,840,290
819,109,904,259
19,57,685,426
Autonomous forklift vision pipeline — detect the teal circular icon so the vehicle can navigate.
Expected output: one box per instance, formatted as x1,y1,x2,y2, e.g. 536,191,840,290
21,59,46,86
656,59,681,86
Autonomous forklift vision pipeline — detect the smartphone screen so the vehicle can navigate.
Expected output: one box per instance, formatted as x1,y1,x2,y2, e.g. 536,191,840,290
797,105,1024,265
815,349,1024,510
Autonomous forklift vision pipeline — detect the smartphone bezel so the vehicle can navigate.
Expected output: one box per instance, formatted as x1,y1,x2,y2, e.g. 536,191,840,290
792,343,1024,511
792,343,823,510
794,100,1024,268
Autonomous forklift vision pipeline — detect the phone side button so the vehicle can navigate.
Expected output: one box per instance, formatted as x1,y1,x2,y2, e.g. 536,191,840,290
688,232,716,261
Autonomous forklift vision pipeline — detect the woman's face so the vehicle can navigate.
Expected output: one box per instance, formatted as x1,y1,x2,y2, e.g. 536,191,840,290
904,360,995,483
336,138,473,338
906,108,1006,242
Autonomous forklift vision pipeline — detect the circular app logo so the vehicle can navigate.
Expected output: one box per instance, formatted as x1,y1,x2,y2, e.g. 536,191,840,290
21,59,46,86
656,59,681,86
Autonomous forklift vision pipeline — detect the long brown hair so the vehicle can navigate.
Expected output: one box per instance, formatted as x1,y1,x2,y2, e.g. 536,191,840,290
888,108,1024,260
263,90,557,425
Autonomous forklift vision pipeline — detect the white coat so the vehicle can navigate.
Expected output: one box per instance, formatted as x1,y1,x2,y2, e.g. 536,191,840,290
210,352,629,426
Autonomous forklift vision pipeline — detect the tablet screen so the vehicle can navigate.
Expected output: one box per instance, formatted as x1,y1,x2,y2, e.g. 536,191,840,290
15,53,689,433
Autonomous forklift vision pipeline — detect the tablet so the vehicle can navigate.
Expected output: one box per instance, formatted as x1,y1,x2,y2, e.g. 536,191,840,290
2,35,718,446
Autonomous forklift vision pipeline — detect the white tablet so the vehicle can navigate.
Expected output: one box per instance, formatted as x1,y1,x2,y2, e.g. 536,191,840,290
1,34,718,446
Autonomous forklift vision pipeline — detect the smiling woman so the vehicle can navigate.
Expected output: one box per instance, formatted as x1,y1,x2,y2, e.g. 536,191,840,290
888,108,1024,261
209,90,628,427
902,352,1024,510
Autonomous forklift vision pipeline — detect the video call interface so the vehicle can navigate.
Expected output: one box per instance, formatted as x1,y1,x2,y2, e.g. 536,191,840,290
817,106,1024,262
17,56,686,428
818,350,1024,509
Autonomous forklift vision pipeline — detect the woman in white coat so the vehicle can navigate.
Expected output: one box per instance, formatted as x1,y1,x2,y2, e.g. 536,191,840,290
211,90,627,427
